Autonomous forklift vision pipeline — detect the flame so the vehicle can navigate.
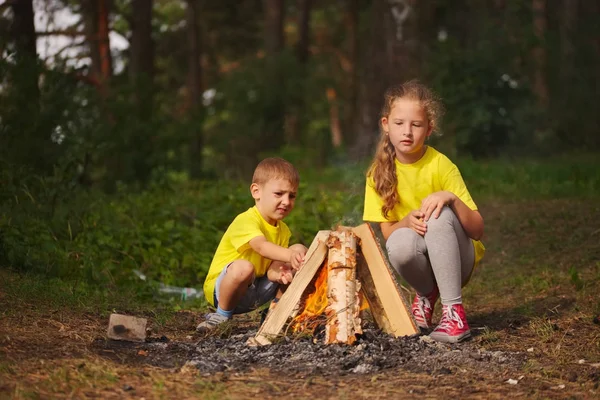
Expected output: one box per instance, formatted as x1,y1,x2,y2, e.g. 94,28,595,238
292,262,370,334
292,263,329,334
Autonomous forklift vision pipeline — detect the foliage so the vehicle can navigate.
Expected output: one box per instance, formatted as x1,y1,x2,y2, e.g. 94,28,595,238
3,155,600,292
0,164,362,289
426,35,539,158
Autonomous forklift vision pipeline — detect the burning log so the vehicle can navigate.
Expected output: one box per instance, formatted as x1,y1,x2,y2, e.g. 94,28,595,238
251,224,417,346
325,228,362,344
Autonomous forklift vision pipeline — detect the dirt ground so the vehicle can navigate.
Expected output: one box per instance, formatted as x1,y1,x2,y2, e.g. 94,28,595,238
1,198,599,399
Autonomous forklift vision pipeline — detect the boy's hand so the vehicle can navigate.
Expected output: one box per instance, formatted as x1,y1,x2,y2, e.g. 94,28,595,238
402,210,427,236
277,264,294,285
289,248,306,270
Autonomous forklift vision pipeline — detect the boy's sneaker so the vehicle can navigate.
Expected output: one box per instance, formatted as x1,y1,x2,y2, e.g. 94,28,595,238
196,313,231,332
411,287,439,329
429,304,471,343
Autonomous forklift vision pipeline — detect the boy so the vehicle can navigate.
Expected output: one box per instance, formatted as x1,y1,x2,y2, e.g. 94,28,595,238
198,157,307,331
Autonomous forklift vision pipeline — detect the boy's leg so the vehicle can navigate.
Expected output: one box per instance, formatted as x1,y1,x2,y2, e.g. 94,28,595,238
197,260,254,332
234,274,279,313
216,260,255,311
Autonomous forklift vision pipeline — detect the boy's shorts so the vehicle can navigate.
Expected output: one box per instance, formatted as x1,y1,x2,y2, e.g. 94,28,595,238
214,262,279,314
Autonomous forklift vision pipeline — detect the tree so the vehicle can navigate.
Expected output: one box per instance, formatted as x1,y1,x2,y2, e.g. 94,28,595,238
531,0,548,110
129,0,154,94
81,0,112,92
186,0,204,179
261,0,286,151
10,0,39,101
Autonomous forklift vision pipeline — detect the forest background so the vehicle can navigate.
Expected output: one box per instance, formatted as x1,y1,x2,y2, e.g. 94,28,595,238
1,0,599,294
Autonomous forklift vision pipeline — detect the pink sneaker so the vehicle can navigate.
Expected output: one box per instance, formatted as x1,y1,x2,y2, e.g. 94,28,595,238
429,304,471,343
411,287,439,329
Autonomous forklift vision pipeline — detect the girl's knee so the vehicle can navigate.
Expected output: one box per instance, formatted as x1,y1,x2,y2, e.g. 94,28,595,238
426,206,456,230
386,229,424,266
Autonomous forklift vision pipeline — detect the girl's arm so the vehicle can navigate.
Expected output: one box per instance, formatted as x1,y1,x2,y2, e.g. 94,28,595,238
421,191,484,240
446,195,484,240
380,221,402,241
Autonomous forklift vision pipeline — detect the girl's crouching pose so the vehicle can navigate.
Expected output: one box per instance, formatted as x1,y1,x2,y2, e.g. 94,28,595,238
362,81,485,343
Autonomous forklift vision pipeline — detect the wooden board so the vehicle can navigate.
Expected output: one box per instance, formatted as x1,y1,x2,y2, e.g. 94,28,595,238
352,223,418,336
252,230,331,345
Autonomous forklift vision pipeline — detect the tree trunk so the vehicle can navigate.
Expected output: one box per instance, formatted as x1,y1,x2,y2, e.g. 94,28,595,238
186,0,202,108
263,0,285,54
9,0,49,171
326,88,343,148
10,0,38,94
262,0,286,152
11,0,37,61
128,0,155,181
129,0,154,87
532,0,548,109
11,0,38,97
81,0,112,91
186,0,204,179
296,0,311,63
285,0,312,146
343,0,359,148
350,0,389,160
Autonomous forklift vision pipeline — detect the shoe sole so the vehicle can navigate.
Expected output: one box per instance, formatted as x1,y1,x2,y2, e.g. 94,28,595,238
429,330,471,343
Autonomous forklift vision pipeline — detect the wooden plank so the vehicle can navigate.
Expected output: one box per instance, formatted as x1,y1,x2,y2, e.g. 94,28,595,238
352,223,418,336
107,313,147,342
356,253,393,333
253,230,330,345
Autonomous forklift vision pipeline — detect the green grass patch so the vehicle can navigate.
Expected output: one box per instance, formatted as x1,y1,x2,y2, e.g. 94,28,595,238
0,268,206,319
457,154,600,199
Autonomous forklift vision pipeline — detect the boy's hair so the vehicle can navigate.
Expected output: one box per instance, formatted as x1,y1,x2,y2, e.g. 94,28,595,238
368,80,444,218
252,157,300,187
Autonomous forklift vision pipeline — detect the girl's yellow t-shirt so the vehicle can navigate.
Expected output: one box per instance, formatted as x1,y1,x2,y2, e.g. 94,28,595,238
203,206,291,306
363,146,485,267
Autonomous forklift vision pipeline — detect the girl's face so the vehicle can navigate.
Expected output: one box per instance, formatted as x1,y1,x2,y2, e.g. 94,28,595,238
381,98,433,164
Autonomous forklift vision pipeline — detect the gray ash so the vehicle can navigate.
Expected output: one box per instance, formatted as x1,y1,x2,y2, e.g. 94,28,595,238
135,326,525,377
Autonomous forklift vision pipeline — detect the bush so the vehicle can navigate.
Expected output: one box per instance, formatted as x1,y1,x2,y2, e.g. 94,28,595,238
0,167,361,288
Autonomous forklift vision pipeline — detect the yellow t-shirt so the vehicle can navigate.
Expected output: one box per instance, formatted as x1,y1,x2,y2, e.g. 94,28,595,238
203,206,292,306
363,146,485,267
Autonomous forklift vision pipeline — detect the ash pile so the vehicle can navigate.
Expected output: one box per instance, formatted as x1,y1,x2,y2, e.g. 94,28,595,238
147,324,524,376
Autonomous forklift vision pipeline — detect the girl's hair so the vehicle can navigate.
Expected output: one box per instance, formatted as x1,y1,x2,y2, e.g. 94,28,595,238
252,157,300,187
367,80,444,218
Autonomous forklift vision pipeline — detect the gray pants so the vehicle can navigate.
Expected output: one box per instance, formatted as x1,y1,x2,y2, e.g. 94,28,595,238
386,207,475,305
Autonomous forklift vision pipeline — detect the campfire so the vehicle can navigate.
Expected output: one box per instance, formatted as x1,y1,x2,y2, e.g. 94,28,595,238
250,224,418,345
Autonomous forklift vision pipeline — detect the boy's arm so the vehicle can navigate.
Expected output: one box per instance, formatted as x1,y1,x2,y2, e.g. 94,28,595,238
249,236,303,270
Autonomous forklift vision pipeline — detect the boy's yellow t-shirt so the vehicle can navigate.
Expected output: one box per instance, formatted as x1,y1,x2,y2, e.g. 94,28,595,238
363,146,485,267
203,206,291,306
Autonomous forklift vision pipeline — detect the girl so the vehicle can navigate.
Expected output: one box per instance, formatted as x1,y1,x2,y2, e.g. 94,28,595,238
362,81,485,343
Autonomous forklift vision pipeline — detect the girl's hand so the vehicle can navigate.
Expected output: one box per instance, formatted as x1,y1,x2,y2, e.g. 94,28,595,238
420,191,456,222
402,210,427,236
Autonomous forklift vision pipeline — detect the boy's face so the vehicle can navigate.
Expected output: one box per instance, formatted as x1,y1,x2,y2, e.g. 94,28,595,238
251,178,297,226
